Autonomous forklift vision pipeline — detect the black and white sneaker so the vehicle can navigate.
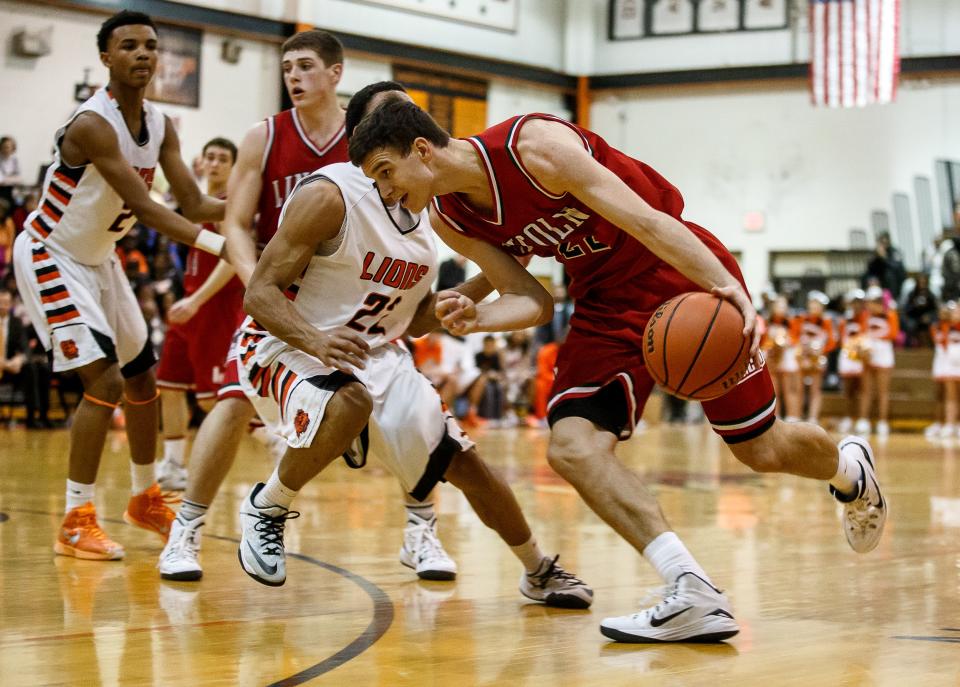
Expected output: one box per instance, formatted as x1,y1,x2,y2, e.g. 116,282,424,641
600,571,739,643
831,436,887,553
399,512,457,581
238,483,300,587
519,555,593,609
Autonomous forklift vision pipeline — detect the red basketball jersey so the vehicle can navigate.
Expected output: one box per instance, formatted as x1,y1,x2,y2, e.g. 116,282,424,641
431,114,732,306
257,108,348,246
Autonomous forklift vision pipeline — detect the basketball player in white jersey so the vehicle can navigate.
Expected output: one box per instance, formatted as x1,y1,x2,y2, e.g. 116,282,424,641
12,10,230,560
233,153,592,608
159,30,456,583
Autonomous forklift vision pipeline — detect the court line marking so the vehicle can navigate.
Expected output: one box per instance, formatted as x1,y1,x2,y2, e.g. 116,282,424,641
1,509,395,685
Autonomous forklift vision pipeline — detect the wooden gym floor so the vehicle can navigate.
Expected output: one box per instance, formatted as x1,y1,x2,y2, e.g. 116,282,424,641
0,421,958,686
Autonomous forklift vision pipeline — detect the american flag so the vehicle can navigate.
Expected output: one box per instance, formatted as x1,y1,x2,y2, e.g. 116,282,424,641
810,0,900,107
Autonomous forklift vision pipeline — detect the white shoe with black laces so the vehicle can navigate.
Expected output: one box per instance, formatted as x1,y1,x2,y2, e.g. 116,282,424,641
238,483,300,586
831,436,887,553
600,571,739,643
399,512,457,581
520,555,594,609
158,514,204,581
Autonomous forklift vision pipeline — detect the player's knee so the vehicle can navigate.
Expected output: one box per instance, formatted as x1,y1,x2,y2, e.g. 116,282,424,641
445,447,487,487
81,363,124,404
124,368,156,400
547,430,594,481
330,382,373,431
729,436,783,473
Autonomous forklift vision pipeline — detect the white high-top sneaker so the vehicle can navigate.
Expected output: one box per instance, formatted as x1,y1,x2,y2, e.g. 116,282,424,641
238,483,300,586
600,571,739,643
156,459,187,491
830,436,888,553
399,512,457,581
158,515,205,581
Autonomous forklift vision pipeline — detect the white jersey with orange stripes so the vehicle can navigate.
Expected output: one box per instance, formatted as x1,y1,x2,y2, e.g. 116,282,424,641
245,161,436,367
24,87,165,266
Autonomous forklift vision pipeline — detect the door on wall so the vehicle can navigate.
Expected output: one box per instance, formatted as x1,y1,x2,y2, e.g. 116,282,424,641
393,65,488,137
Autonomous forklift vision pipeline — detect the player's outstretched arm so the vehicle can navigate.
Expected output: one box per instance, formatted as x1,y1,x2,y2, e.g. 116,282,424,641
220,122,268,286
64,112,226,258
515,119,760,356
159,117,224,223
406,269,494,338
429,208,552,335
245,180,369,372
167,259,237,325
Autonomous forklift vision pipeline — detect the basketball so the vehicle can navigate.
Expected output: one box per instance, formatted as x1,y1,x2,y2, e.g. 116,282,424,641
643,292,752,401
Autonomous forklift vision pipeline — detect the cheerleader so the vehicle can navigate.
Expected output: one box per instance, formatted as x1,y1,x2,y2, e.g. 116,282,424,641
858,285,900,437
836,289,868,434
762,295,801,420
930,301,960,439
791,290,837,424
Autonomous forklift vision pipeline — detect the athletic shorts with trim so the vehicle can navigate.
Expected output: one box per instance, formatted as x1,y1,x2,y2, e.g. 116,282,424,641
237,334,474,499
156,300,242,398
12,232,153,375
216,329,247,401
547,246,776,444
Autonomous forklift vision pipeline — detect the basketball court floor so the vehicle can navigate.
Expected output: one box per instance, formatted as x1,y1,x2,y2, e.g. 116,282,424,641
0,420,957,686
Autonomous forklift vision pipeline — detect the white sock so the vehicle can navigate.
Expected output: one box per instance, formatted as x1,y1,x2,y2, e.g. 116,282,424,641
405,501,435,524
163,437,187,466
510,537,547,573
830,445,861,497
131,462,155,495
255,467,298,509
65,479,94,513
643,532,711,585
177,498,208,523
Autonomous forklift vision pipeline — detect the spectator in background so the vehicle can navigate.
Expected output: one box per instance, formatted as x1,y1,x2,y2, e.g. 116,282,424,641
0,289,28,423
0,136,22,206
792,290,836,425
927,301,955,440
474,334,505,424
902,273,937,347
836,289,868,435
862,232,906,299
0,198,15,271
531,329,564,425
939,212,960,302
11,189,39,233
762,295,801,421
856,285,899,438
502,329,533,427
436,254,467,292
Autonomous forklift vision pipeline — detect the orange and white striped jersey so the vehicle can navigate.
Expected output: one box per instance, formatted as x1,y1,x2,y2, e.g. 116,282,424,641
865,310,899,341
933,322,960,347
790,314,837,353
839,313,865,342
24,87,165,265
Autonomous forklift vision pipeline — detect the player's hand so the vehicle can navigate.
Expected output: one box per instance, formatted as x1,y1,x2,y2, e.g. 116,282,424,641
436,290,478,336
311,326,370,372
167,296,199,325
712,285,760,358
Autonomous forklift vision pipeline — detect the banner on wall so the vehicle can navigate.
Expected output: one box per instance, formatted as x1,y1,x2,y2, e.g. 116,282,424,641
809,0,900,107
354,0,516,31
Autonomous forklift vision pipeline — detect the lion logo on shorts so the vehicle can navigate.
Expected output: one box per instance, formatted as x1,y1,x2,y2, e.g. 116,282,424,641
294,409,309,436
60,340,79,360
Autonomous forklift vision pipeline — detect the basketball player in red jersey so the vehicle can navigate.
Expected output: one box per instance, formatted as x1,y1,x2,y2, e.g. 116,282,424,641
159,33,455,581
11,11,230,562
155,138,243,490
348,84,888,643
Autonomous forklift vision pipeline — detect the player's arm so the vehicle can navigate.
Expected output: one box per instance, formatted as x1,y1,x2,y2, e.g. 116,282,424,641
406,270,494,338
516,119,760,356
222,122,269,286
428,209,553,335
167,259,237,325
244,180,370,372
159,116,224,223
62,112,225,258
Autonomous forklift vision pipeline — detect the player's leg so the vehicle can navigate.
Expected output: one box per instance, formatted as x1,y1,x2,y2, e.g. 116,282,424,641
711,366,887,554
399,486,457,581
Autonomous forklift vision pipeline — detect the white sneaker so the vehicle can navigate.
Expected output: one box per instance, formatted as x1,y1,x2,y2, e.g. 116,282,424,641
158,515,204,581
924,423,942,440
939,424,956,440
853,418,871,436
156,459,187,491
519,555,594,609
238,483,300,586
837,417,853,434
399,513,457,581
875,420,890,438
600,572,739,643
831,436,888,553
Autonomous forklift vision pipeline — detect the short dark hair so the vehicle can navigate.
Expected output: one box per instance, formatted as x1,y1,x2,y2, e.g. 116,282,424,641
348,99,450,166
345,81,407,139
97,10,157,53
281,30,343,67
202,137,238,163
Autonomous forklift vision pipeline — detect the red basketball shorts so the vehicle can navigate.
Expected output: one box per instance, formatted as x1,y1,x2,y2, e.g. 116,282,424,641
157,310,239,399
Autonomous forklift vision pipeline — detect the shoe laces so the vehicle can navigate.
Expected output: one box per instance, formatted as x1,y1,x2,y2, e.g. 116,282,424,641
251,509,300,556
144,488,181,517
71,508,112,542
527,555,586,590
164,520,202,562
409,519,447,563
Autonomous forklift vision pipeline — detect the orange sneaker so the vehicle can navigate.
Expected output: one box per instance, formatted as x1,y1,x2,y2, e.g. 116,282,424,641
54,502,125,560
124,483,177,542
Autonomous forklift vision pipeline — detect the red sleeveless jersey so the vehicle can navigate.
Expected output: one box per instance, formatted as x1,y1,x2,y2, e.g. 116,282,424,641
432,114,734,307
183,192,244,316
256,108,348,246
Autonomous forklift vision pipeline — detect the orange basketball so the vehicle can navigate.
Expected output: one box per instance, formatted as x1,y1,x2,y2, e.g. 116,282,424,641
643,292,752,401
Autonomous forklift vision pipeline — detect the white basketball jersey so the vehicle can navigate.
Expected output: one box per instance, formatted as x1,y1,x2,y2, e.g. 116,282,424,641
24,87,165,265
248,162,436,360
